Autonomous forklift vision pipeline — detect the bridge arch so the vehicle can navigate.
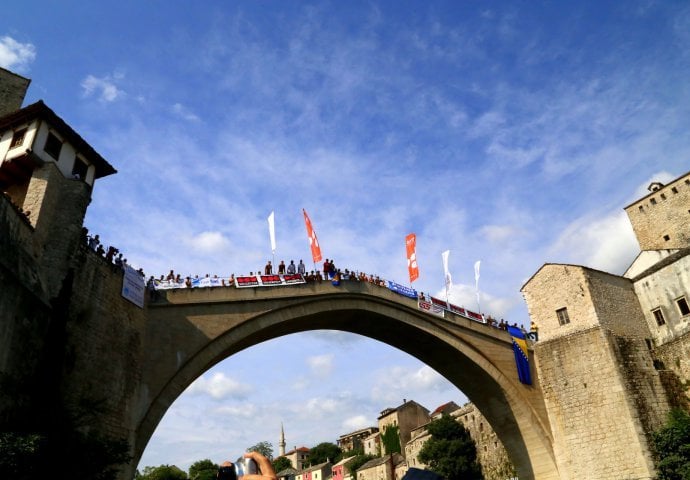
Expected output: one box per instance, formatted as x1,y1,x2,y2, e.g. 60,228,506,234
137,286,558,479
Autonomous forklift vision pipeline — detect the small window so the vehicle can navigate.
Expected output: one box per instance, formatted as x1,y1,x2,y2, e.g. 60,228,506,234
638,205,644,212
677,297,690,316
672,187,678,194
664,235,671,241
10,128,27,149
652,308,666,326
72,157,88,180
686,179,690,185
556,307,570,325
661,193,667,200
650,197,657,205
44,132,63,159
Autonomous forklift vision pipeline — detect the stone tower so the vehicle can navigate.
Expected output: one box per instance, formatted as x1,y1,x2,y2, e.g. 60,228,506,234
279,422,286,457
521,170,690,479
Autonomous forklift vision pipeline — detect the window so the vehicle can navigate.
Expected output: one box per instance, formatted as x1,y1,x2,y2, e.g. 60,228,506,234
639,205,644,212
664,235,671,241
661,193,667,200
650,197,657,205
44,132,63,159
677,297,690,316
672,187,678,194
72,157,88,180
10,128,27,149
686,179,690,185
556,307,570,325
652,308,666,326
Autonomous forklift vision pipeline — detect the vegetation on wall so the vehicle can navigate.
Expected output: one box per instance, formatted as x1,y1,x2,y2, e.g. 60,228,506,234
381,425,400,454
653,408,690,480
418,414,482,480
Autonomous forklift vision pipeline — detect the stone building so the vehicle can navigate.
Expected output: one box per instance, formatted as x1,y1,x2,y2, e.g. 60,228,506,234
284,446,311,471
404,401,514,480
337,426,379,452
362,430,381,456
521,170,690,479
331,455,356,480
356,453,404,480
377,400,430,457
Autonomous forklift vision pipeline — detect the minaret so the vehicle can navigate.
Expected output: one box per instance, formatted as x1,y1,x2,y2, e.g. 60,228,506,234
279,423,286,457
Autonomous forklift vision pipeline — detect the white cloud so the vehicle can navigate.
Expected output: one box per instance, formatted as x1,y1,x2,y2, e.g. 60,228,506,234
81,74,124,102
188,231,231,254
342,415,369,431
306,354,334,377
172,102,201,122
0,36,36,71
549,211,639,275
212,403,258,418
185,372,252,400
371,365,448,403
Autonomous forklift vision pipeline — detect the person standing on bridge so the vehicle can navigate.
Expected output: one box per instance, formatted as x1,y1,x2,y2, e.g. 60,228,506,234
297,259,306,275
278,260,286,274
265,261,272,275
287,260,296,274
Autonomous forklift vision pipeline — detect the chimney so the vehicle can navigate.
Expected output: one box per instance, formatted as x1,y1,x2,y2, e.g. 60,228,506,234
0,67,31,117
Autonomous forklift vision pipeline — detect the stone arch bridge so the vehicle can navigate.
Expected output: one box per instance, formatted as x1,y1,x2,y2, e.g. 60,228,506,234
138,281,558,479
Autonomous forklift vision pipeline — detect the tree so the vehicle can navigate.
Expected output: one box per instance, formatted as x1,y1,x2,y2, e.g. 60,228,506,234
136,464,188,480
189,459,218,480
418,414,482,480
653,408,690,480
345,454,376,476
247,441,274,460
308,442,341,465
272,456,293,473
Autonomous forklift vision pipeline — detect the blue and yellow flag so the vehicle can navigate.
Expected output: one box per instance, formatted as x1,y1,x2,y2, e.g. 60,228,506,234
507,326,532,385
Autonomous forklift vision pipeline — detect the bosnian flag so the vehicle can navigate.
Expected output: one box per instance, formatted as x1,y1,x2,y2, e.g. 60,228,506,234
303,209,322,263
406,233,419,282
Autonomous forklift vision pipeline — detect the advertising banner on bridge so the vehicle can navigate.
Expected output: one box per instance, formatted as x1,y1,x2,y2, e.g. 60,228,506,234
234,274,306,288
122,265,145,308
387,280,418,299
418,300,444,317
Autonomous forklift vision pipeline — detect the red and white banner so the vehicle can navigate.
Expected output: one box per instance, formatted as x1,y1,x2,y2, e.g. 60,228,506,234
406,233,419,283
235,274,306,288
303,209,323,263
418,300,444,317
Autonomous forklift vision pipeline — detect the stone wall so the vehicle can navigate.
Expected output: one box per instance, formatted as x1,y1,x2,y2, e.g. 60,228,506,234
534,328,661,479
624,172,690,250
0,67,30,116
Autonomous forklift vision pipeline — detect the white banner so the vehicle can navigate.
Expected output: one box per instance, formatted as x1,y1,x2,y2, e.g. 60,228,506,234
418,300,445,317
122,265,145,308
442,250,452,289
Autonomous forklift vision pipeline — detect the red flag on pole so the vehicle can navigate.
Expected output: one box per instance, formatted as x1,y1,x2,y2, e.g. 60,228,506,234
406,233,419,283
303,209,323,263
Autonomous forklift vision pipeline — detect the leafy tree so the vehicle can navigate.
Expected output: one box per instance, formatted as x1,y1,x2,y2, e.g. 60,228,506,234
308,442,341,465
137,464,188,480
418,414,482,480
345,454,376,476
381,425,401,454
653,408,690,480
189,459,218,480
247,441,274,460
272,456,293,473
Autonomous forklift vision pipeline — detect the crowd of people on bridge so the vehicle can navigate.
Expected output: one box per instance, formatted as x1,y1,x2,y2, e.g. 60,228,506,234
82,227,145,277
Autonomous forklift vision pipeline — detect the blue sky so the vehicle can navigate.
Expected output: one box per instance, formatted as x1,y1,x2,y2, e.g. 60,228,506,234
3,0,690,472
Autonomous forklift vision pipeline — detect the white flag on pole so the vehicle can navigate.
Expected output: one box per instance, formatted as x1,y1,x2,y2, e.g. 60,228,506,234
474,260,481,310
268,211,276,254
442,250,452,289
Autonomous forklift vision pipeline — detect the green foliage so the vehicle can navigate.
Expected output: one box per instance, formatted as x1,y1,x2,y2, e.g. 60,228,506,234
308,441,341,465
381,425,401,454
653,408,690,480
341,446,364,458
137,464,188,480
418,414,482,480
0,432,45,480
188,458,218,480
247,440,274,460
345,454,376,476
272,456,293,473
0,429,130,480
